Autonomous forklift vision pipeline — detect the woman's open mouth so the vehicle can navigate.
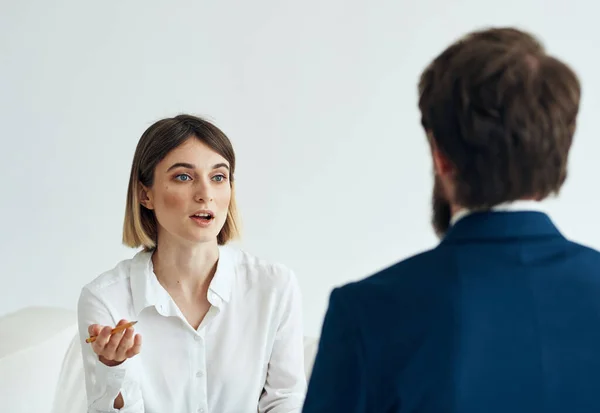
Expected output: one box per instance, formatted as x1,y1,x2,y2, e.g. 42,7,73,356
190,211,214,227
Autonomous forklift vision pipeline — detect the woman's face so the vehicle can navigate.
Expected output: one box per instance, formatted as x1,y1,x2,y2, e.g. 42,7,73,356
142,138,232,247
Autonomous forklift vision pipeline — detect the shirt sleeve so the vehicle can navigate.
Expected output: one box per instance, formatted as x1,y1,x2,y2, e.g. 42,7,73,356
258,269,307,413
77,287,144,413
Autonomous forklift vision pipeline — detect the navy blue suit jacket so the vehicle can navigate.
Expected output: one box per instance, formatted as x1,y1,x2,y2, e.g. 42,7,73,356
302,211,600,413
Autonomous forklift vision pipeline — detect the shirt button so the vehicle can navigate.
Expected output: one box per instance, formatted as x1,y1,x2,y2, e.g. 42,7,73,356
194,335,202,342
198,409,204,413
196,371,203,378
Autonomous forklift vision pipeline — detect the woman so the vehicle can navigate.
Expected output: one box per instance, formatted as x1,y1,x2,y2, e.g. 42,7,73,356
78,114,306,413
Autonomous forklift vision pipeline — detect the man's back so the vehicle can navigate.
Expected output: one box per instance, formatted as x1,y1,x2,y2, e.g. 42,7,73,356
302,26,591,413
304,211,600,412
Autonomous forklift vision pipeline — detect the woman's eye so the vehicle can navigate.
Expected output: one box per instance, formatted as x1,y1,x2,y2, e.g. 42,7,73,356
212,174,227,182
175,174,192,182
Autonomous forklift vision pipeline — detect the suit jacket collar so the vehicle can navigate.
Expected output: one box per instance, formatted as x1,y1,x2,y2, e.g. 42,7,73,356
450,200,544,226
441,211,564,244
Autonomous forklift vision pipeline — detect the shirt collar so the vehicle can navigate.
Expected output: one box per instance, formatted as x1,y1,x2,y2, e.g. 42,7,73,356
130,245,237,317
207,245,236,305
450,200,545,226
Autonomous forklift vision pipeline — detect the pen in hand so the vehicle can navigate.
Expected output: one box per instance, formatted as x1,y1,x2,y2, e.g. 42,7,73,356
86,321,138,343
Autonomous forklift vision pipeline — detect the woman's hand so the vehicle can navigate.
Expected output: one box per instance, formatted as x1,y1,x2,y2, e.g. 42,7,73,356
88,319,142,367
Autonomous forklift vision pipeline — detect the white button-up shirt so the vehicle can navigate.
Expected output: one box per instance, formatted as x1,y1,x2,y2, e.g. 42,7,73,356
77,245,306,413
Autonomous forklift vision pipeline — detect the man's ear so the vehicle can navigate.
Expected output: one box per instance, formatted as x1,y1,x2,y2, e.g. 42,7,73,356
430,140,455,177
139,184,154,210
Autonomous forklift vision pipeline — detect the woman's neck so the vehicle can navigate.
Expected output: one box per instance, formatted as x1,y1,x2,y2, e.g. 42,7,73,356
151,238,220,296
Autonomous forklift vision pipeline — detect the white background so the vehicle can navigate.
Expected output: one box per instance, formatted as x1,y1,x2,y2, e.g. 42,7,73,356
1,0,598,337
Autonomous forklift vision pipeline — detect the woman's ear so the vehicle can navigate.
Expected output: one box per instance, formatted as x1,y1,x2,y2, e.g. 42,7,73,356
139,184,154,210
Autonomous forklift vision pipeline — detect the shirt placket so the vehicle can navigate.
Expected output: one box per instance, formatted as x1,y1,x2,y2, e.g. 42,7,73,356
192,303,221,413
192,330,208,413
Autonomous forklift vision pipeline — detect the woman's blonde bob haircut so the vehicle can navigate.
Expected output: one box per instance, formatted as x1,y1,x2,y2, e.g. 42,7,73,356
122,114,241,251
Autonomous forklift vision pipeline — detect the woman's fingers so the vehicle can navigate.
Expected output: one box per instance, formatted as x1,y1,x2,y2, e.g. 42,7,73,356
104,328,126,359
88,320,141,364
125,334,143,359
88,324,101,337
114,328,135,361
90,325,112,354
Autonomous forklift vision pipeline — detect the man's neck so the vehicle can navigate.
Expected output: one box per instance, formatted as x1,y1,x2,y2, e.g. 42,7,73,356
450,199,545,226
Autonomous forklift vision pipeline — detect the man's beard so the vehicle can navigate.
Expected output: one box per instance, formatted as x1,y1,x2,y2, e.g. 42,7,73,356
432,176,452,239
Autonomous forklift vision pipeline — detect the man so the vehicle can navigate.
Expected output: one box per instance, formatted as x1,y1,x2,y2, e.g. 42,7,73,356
302,27,600,413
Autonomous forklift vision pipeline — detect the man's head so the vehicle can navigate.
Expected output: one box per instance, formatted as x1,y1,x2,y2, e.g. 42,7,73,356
418,27,581,237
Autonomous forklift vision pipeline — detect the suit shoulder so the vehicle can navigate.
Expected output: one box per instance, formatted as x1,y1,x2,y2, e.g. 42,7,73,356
361,247,441,287
334,247,441,300
564,240,600,264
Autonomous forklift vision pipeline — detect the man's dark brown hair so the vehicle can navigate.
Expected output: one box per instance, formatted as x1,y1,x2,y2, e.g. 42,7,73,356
419,27,581,208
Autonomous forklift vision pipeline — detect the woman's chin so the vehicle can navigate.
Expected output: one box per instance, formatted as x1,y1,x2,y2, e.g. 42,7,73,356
185,227,222,244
